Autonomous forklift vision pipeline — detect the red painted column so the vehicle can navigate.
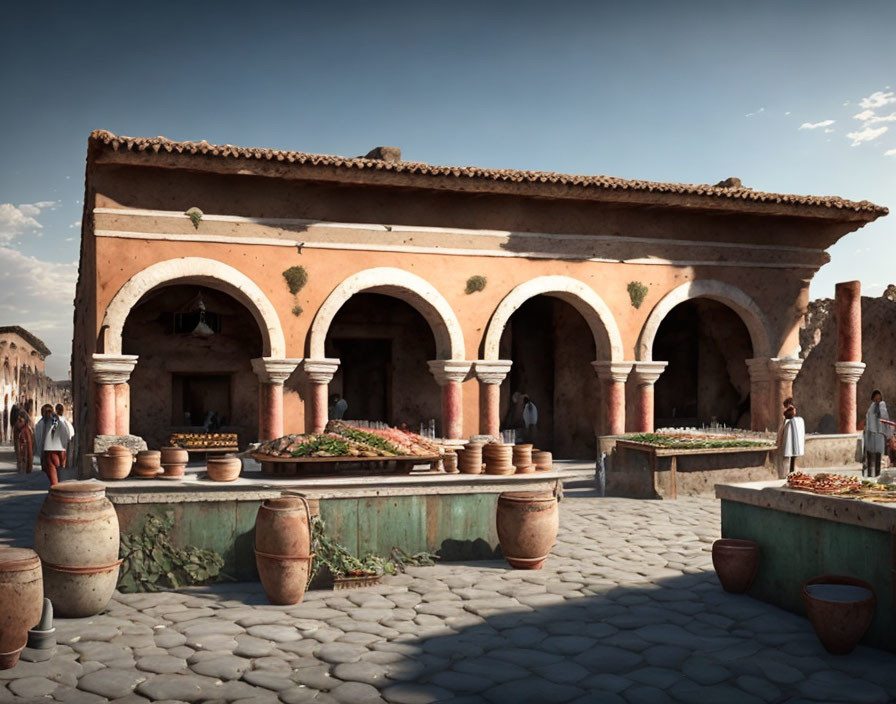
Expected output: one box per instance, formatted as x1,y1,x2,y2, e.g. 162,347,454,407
299,359,340,435
593,362,633,436
631,362,667,433
428,361,473,440
474,360,512,438
252,358,302,440
834,281,864,433
95,383,116,436
114,383,130,435
769,358,803,427
746,358,772,431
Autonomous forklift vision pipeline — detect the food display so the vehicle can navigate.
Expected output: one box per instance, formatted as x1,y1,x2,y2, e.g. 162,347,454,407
786,472,863,494
255,421,440,459
169,432,238,450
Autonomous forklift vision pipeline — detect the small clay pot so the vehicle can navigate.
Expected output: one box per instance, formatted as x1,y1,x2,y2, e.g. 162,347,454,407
206,455,242,482
711,539,759,593
532,450,553,472
442,452,458,473
160,447,188,478
105,445,131,456
484,444,515,475
133,451,161,478
802,575,876,654
97,453,133,480
459,445,483,474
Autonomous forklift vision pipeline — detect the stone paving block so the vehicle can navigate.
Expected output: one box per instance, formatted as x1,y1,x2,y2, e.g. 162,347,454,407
77,668,148,698
330,681,384,702
50,687,108,703
8,675,58,698
314,642,368,664
572,644,643,673
381,682,455,704
291,664,338,690
332,661,387,686
135,674,208,701
279,685,324,703
189,654,252,680
532,661,591,684
482,676,584,703
799,670,891,704
668,682,764,704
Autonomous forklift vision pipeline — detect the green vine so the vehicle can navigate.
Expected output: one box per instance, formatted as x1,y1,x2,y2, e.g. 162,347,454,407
465,275,487,294
185,207,203,229
118,511,227,592
627,281,648,309
292,304,304,317
309,516,437,582
283,266,308,295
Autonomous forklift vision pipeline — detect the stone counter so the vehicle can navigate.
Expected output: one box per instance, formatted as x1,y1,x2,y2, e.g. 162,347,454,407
716,480,896,652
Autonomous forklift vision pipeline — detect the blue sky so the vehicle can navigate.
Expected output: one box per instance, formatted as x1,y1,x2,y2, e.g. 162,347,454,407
2,0,894,379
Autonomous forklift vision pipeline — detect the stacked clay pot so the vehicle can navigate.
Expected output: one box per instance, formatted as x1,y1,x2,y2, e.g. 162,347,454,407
206,454,242,482
0,547,43,669
532,450,553,472
458,444,483,474
34,482,121,618
97,445,133,480
512,444,534,473
442,451,458,473
133,450,161,478
255,495,312,604
484,443,514,475
160,447,189,478
496,491,559,569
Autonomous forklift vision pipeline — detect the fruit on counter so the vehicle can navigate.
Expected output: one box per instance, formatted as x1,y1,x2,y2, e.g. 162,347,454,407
255,422,441,459
169,433,238,449
786,472,861,493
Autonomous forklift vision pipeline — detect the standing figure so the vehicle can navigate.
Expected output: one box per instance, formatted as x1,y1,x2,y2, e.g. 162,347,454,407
34,404,71,486
329,394,348,420
863,389,891,477
778,397,805,475
522,395,538,444
55,404,75,470
13,410,34,473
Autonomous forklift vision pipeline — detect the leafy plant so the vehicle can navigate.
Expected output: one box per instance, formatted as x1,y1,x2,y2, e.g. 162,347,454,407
118,511,227,592
290,436,352,457
625,433,773,449
292,304,303,317
283,266,308,295
328,424,403,455
465,275,487,294
627,281,648,309
185,207,203,229
309,516,437,583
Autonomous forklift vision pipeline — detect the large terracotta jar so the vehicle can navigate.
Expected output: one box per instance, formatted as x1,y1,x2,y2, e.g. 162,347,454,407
255,494,312,604
33,482,121,618
803,575,876,654
0,548,43,669
207,455,242,482
97,446,133,480
496,491,559,569
711,539,759,593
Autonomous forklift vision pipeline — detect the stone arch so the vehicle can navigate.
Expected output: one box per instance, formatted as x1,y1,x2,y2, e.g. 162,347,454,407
637,280,772,361
101,258,286,357
483,276,624,361
309,268,465,360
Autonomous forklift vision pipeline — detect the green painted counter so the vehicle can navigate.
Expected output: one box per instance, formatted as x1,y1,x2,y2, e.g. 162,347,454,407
717,480,896,652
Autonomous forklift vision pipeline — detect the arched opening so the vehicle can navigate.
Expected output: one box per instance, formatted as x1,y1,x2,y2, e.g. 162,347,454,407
323,293,441,431
652,299,753,429
122,284,264,449
499,295,600,458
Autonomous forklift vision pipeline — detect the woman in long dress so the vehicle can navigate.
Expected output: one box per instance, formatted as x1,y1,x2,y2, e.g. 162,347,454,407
13,411,34,474
864,389,891,477
779,398,805,475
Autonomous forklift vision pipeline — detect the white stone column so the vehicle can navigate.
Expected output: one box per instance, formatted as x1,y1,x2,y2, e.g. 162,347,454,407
474,360,513,438
302,359,340,433
428,360,473,439
251,357,302,441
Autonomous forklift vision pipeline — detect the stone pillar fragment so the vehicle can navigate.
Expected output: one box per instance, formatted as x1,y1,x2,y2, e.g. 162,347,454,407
91,354,139,438
474,360,513,438
835,281,863,433
630,362,668,433
302,359,340,434
746,358,773,431
114,384,130,435
251,358,302,441
834,362,866,434
593,362,634,436
769,358,803,427
428,361,473,440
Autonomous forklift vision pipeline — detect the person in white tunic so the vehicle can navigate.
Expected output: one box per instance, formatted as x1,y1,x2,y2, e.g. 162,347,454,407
779,398,805,475
863,389,891,477
522,395,538,444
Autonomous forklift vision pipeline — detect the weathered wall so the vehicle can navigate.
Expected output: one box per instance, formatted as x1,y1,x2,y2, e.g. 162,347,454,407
796,295,896,433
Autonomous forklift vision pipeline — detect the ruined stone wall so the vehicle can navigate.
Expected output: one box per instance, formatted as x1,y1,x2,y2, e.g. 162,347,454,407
795,295,896,433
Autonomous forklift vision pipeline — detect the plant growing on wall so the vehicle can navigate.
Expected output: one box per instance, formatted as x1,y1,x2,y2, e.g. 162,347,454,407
466,275,487,294
627,281,649,309
292,304,304,317
117,511,227,592
185,207,203,229
283,266,309,316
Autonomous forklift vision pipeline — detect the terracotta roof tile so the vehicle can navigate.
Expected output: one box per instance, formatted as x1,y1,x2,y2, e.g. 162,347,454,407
88,130,888,219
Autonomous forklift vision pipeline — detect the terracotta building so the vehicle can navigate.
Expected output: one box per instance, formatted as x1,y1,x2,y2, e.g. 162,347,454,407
72,131,887,459
0,326,64,442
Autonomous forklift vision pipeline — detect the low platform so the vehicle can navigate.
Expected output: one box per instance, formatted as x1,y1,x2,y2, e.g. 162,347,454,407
106,463,593,581
716,480,896,652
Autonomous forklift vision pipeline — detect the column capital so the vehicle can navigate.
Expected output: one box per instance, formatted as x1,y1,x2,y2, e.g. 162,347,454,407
302,358,340,385
592,361,634,383
769,357,803,382
251,357,302,384
834,361,866,384
745,357,772,382
91,354,139,385
474,360,513,385
631,361,668,386
428,360,473,386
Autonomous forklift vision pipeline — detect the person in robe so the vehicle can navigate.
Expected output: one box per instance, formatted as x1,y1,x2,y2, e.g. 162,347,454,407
329,394,348,420
778,397,805,475
34,404,71,486
863,389,891,477
522,395,538,444
13,410,34,474
55,403,75,470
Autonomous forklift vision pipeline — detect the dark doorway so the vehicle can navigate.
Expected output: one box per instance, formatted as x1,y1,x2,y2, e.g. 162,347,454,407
331,339,391,422
172,373,231,427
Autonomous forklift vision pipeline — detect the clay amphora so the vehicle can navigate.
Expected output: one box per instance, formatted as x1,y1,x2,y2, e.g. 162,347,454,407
803,575,876,654
255,494,312,604
0,548,43,669
496,491,559,569
711,539,759,593
33,482,121,617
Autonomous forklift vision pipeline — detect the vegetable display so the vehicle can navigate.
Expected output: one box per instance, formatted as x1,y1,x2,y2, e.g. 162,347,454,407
169,432,238,449
786,472,862,494
625,433,774,450
255,421,441,459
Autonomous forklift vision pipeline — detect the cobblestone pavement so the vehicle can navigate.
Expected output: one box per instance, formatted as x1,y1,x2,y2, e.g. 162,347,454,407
1,451,895,703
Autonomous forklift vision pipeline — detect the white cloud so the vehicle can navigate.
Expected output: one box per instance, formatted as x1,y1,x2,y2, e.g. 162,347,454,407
846,125,889,146
854,109,876,121
785,111,791,116
859,90,896,109
824,128,835,133
799,119,835,130
853,109,896,124
885,148,896,157
68,220,81,229
745,107,765,118
0,200,60,243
